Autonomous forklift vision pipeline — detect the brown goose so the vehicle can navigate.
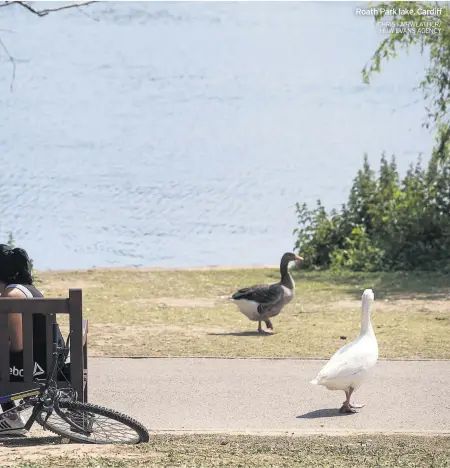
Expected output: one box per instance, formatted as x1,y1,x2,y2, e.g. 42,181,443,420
231,252,303,333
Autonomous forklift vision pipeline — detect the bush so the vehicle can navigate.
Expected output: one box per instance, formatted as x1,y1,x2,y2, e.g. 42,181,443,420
293,153,450,271
329,226,385,272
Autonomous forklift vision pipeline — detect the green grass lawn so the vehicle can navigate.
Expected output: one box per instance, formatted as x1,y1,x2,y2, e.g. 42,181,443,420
33,268,450,359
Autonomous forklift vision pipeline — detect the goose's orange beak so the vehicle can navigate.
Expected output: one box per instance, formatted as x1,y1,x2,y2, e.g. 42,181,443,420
295,255,304,261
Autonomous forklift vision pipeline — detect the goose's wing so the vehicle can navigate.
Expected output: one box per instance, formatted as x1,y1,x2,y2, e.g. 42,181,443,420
315,340,372,382
232,283,284,306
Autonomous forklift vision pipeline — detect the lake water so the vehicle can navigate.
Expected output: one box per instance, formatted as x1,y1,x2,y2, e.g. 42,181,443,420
0,1,434,270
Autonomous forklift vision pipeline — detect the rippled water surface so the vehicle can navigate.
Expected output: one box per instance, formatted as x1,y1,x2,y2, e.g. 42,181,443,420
0,1,434,269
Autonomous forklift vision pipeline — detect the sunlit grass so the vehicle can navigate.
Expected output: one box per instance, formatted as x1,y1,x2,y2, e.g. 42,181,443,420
11,434,450,468
31,268,450,359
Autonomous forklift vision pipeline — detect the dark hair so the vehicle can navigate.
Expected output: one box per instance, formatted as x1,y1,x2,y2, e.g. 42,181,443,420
0,244,33,285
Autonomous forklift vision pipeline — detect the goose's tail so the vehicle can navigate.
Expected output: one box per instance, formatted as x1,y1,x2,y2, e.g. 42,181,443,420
310,378,319,385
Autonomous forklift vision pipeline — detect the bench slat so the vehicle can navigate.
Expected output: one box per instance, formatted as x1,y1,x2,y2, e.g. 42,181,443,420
0,298,69,315
69,289,84,402
82,318,88,403
22,313,34,383
45,314,56,378
0,313,9,394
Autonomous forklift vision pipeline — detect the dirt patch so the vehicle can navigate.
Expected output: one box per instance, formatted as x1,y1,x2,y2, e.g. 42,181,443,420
0,430,121,466
95,323,228,336
87,324,230,355
35,279,102,294
129,297,223,308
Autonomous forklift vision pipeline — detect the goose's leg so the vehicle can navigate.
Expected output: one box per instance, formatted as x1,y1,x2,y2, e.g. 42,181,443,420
339,390,357,414
347,387,365,409
264,319,274,333
257,321,263,333
340,388,364,413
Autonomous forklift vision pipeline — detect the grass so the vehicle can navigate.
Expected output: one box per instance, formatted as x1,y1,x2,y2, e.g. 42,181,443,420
3,269,448,468
6,434,450,467
31,267,450,359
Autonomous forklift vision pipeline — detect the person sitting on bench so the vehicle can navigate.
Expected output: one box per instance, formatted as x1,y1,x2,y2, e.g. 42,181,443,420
0,244,45,436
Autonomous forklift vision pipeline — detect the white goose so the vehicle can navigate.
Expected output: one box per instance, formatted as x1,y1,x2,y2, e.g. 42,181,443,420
310,288,378,413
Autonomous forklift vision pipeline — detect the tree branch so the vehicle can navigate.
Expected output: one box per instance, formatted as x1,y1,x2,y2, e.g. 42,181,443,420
0,1,99,91
0,1,98,17
0,35,15,92
435,125,450,160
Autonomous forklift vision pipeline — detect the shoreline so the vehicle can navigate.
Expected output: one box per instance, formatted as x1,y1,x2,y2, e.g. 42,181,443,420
36,264,280,274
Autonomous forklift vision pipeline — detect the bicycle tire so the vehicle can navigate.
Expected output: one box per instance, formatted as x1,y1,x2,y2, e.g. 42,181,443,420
36,400,149,444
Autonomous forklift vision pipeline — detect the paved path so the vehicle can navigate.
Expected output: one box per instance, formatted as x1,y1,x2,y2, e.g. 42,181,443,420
87,358,450,435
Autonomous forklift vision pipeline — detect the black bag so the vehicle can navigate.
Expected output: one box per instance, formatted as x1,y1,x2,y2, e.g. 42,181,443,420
9,319,70,382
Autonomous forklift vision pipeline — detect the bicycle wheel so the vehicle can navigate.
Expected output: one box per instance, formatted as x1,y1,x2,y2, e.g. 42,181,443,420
36,401,149,444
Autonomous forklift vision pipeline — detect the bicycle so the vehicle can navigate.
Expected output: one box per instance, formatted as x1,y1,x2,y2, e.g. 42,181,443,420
0,324,149,444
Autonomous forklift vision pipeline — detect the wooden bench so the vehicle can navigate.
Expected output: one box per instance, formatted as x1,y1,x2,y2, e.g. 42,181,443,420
0,289,88,403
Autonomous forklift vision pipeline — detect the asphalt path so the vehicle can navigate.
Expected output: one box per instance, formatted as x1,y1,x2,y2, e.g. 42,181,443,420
85,358,450,435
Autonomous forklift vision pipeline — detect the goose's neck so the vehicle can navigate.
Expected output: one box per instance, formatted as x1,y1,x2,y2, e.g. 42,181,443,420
360,303,374,336
280,266,294,289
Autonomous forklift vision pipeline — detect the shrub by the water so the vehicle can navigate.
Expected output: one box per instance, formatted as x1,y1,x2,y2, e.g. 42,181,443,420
294,153,450,271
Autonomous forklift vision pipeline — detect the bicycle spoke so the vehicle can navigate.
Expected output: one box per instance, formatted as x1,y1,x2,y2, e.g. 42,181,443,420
37,402,147,444
44,412,140,443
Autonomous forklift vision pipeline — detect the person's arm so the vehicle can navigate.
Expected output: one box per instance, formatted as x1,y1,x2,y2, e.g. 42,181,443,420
6,288,25,352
